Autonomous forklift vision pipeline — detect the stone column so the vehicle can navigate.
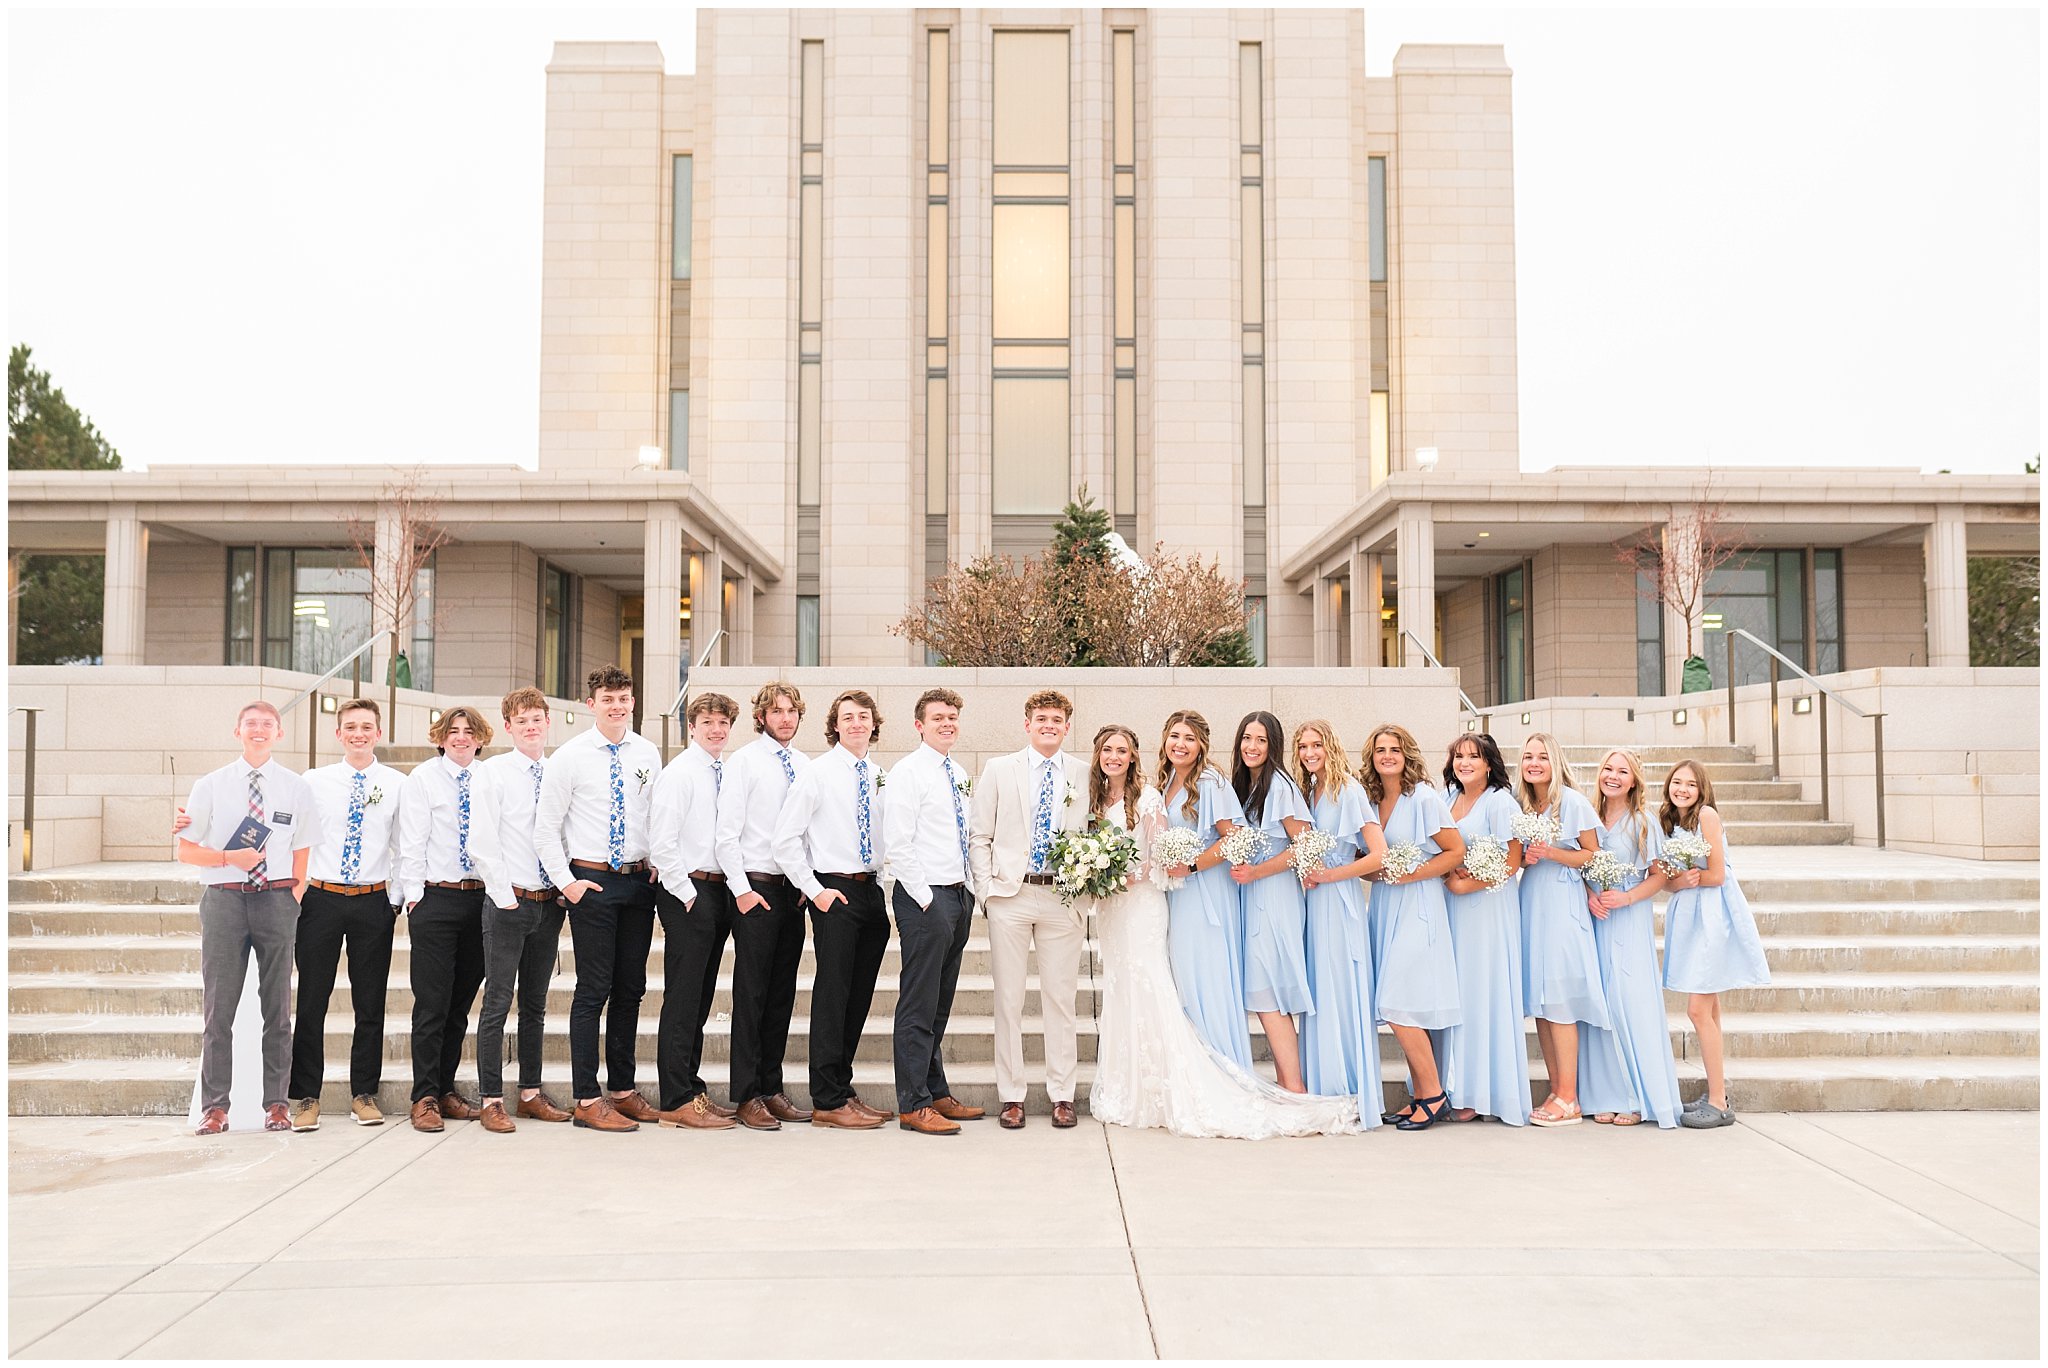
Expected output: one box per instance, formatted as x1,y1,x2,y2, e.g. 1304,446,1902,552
1350,548,1381,668
1924,506,1970,667
101,506,149,666
8,553,21,666
643,504,685,712
1395,503,1435,665
1311,576,1337,666
697,542,727,669
732,570,756,665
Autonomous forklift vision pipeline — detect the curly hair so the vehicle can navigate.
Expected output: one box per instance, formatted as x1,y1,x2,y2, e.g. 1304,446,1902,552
1023,688,1074,720
1361,723,1429,803
428,704,495,749
584,664,634,698
915,686,964,722
1087,724,1143,831
1156,709,1213,821
1291,719,1354,804
1441,732,1513,796
824,688,883,747
750,681,806,734
1659,759,1716,835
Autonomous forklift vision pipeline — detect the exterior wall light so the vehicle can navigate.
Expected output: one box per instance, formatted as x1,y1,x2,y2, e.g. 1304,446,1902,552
1794,696,1813,714
1673,709,1689,725
636,445,663,468
1414,446,1439,472
1520,712,1531,725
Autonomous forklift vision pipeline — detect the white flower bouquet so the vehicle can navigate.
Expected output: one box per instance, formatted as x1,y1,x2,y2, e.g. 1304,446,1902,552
1049,821,1140,908
1511,808,1560,848
1217,825,1271,868
1379,842,1426,882
1657,828,1712,876
1287,827,1337,888
1579,849,1633,892
1151,826,1205,890
1463,835,1513,891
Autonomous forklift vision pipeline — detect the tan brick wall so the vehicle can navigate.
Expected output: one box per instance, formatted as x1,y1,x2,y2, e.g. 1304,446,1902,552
580,580,623,688
1531,544,1638,698
429,544,541,698
1440,579,1487,701
143,543,224,666
1844,543,1928,669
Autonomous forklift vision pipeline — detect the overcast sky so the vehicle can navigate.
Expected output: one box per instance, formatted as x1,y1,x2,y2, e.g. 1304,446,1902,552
6,5,2039,476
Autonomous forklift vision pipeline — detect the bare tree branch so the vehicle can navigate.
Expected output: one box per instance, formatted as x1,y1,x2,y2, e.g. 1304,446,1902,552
344,471,451,713
1616,485,1751,660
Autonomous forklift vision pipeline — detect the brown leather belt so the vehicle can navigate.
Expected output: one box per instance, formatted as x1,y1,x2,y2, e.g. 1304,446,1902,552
513,886,559,903
216,881,282,894
306,879,388,897
425,879,485,891
1022,873,1058,887
686,869,721,883
746,870,790,887
819,871,875,882
572,859,647,875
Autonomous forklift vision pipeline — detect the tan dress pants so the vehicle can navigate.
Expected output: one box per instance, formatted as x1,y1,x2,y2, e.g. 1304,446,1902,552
986,882,1086,1105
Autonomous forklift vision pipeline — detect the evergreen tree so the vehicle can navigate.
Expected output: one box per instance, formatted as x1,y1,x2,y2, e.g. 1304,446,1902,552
9,344,120,664
9,345,121,471
1048,484,1113,570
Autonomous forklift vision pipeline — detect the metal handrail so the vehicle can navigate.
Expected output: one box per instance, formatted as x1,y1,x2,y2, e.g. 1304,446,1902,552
660,629,728,763
1721,626,1886,847
279,636,381,769
1401,630,1490,732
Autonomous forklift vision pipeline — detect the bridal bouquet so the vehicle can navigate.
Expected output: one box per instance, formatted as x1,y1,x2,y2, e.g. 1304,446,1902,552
1287,827,1337,888
1217,825,1271,869
1151,826,1205,890
1657,829,1712,877
1049,822,1140,908
1379,842,1426,883
1511,808,1561,848
1579,849,1633,892
1462,836,1513,891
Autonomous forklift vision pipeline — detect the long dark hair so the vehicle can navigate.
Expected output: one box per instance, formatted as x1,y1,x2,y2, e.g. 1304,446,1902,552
1659,759,1717,835
1231,711,1295,823
1442,733,1513,795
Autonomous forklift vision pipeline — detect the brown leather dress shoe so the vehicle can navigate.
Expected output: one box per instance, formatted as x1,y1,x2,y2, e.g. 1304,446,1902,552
999,1102,1026,1130
848,1094,895,1122
610,1091,660,1124
764,1093,813,1124
932,1096,986,1122
439,1092,480,1122
410,1098,445,1133
572,1097,638,1132
809,1103,887,1130
735,1097,782,1131
1051,1100,1078,1128
264,1103,292,1132
479,1100,516,1134
657,1095,738,1130
517,1092,573,1123
899,1105,962,1136
195,1107,229,1136
702,1096,739,1120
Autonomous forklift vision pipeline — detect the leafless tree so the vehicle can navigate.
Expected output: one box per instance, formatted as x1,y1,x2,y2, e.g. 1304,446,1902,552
1615,492,1751,662
345,473,451,719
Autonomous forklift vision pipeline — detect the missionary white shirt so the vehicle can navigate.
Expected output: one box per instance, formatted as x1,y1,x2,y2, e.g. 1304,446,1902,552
182,756,319,888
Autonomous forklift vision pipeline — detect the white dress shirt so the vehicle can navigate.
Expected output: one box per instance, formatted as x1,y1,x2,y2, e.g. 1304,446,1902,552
397,754,492,906
181,756,319,887
649,745,726,905
534,725,662,888
772,743,886,900
304,758,406,904
714,735,810,898
883,743,973,909
471,747,553,911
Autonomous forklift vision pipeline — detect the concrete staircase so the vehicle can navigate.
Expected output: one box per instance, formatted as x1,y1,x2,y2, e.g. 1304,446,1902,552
1561,744,1855,846
9,847,2038,1115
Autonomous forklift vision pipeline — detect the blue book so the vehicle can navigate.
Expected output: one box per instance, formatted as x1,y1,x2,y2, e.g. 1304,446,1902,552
227,816,271,852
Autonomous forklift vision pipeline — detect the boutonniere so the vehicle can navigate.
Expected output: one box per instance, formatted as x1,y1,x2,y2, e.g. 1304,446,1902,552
364,787,386,806
875,771,888,790
634,768,651,789
955,775,973,797
1063,782,1078,808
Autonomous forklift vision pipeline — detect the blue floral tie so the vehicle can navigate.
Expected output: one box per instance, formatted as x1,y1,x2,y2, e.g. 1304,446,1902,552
947,760,970,879
456,765,474,874
1029,758,1056,872
712,758,723,794
530,760,549,886
340,769,366,883
775,747,795,783
854,757,873,867
606,743,626,868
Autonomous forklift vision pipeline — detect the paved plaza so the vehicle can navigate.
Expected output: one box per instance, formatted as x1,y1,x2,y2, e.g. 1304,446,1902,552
6,1111,2037,1359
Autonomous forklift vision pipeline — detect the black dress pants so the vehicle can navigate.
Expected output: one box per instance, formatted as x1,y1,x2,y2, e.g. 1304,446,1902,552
290,885,397,1100
891,882,974,1114
655,880,735,1109
806,874,891,1112
408,886,486,1103
728,873,807,1105
566,867,658,1101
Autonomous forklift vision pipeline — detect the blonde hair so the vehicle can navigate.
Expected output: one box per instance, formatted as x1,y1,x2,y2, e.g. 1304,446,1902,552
1516,731,1579,817
1291,719,1355,804
1594,747,1652,853
1156,709,1213,821
1361,723,1429,803
429,705,495,748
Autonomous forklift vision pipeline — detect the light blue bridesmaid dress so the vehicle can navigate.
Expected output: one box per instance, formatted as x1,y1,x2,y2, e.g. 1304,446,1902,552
1662,817,1772,994
1576,809,1683,1128
1240,773,1314,1016
1163,769,1255,1070
1299,782,1383,1127
1520,786,1611,1030
1367,784,1462,1031
1431,785,1530,1125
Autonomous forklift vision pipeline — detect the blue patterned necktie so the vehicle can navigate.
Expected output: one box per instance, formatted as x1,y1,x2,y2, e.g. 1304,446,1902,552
1029,757,1056,872
530,759,549,886
246,768,268,888
712,758,723,794
455,764,474,873
341,768,367,883
775,746,795,783
606,743,626,868
854,757,873,867
947,759,970,879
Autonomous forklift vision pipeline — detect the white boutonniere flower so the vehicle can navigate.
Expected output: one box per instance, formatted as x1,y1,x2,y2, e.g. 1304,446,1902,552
365,787,386,806
875,771,888,790
1063,782,1078,808
634,768,651,789
955,775,973,797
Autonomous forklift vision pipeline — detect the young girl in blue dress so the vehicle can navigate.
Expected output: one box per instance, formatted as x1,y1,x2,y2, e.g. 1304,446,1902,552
1155,709,1255,1071
1578,748,1682,1128
1291,719,1384,1124
1435,733,1529,1125
1363,723,1466,1131
1516,732,1608,1127
1229,711,1313,1092
1659,759,1771,1129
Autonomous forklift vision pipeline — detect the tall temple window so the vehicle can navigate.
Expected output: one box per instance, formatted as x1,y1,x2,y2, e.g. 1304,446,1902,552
1240,42,1268,661
925,29,951,585
1367,155,1390,487
1111,27,1138,536
671,155,693,279
795,40,824,656
992,30,1071,516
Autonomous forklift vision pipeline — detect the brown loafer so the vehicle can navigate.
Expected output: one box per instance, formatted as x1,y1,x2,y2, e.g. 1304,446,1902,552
735,1097,781,1131
479,1100,516,1134
809,1103,886,1130
410,1097,445,1133
999,1102,1026,1130
1051,1101,1078,1128
657,1095,737,1130
609,1091,660,1124
195,1106,229,1136
764,1093,813,1124
264,1103,292,1133
572,1096,638,1132
932,1095,985,1122
899,1105,962,1136
438,1092,480,1122
516,1092,573,1123
848,1094,895,1122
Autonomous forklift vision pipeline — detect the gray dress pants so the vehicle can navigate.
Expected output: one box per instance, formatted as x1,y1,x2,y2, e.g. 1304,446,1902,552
198,885,301,1112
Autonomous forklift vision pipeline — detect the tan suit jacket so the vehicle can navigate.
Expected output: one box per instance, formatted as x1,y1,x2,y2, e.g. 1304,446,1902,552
968,746,1090,903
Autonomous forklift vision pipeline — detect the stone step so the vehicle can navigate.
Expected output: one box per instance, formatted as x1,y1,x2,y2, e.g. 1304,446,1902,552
1724,820,1856,846
1714,799,1831,824
1735,875,2041,903
1707,972,2038,1014
1562,746,1756,766
1730,935,2040,974
1656,902,2040,936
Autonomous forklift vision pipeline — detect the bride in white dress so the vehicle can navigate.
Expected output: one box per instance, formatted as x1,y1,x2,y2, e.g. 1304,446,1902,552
1083,725,1363,1139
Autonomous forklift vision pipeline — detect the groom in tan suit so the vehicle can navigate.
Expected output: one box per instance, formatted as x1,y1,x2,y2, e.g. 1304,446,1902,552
969,689,1091,1129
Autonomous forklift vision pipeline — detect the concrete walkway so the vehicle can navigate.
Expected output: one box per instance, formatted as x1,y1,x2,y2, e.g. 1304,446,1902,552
7,1113,2037,1359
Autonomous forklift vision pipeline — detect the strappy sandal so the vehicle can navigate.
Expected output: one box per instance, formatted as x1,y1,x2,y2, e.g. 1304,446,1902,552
1592,1112,1617,1124
1530,1097,1582,1128
1609,1112,1643,1127
1395,1091,1452,1131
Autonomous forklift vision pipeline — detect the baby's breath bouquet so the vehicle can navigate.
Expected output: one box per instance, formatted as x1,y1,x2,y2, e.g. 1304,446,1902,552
1151,826,1205,890
1287,827,1338,888
1462,835,1512,891
1511,808,1561,848
1579,849,1632,892
1217,825,1271,869
1657,829,1712,877
1049,821,1140,908
1379,842,1426,883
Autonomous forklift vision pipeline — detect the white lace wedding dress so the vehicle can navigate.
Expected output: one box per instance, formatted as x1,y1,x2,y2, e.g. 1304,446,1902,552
1089,790,1364,1139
